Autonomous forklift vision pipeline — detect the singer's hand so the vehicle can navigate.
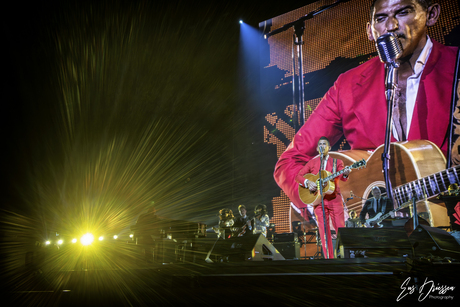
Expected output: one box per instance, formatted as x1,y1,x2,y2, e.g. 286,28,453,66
343,168,351,176
308,181,317,192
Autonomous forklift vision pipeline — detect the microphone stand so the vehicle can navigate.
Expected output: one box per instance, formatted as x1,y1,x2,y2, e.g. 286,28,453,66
412,196,419,231
352,195,367,201
264,0,351,129
381,62,399,204
318,150,329,259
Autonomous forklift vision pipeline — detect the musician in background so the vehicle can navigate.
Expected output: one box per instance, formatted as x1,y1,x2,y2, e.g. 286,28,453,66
212,208,235,239
253,204,270,237
345,210,361,228
233,205,252,237
437,184,460,231
360,186,395,227
295,137,350,258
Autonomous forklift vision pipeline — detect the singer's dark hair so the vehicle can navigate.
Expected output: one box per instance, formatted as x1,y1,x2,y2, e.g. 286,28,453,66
318,136,330,145
370,0,433,21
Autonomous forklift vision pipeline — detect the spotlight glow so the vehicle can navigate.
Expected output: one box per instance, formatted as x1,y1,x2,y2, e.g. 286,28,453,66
45,241,51,245
239,20,243,24
72,238,77,243
81,233,94,246
57,239,63,245
113,235,118,240
99,236,104,241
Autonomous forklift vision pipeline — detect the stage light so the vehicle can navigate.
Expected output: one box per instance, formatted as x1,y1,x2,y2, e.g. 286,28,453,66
71,238,77,243
99,236,104,241
45,240,51,245
57,239,63,245
81,233,94,246
129,234,134,238
239,20,243,24
113,235,118,239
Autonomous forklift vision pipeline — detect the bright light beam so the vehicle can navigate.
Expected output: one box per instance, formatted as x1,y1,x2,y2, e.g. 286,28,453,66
81,233,94,246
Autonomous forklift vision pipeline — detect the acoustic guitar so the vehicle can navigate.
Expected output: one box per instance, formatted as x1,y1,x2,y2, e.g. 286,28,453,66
326,140,459,226
298,159,367,206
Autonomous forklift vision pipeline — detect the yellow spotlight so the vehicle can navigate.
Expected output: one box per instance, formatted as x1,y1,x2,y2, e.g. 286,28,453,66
98,236,104,241
129,234,134,238
57,239,63,245
45,240,51,245
113,235,118,240
71,238,77,244
81,233,94,246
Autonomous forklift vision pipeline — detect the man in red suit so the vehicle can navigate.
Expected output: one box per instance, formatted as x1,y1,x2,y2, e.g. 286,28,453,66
275,0,458,216
295,137,350,259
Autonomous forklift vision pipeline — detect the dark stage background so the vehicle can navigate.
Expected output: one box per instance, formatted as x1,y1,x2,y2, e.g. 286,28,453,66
2,1,305,232
1,0,322,273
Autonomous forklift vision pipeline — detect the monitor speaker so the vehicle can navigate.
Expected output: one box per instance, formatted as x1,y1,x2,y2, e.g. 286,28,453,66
336,228,413,258
273,242,300,260
409,225,460,259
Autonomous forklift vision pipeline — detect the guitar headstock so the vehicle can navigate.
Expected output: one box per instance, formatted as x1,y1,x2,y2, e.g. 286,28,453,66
350,159,367,170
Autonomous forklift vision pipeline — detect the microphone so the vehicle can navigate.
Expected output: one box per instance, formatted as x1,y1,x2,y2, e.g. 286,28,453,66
319,146,324,154
376,33,403,66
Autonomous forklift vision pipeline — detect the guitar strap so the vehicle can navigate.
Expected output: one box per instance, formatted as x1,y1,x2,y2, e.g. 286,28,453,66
446,48,460,168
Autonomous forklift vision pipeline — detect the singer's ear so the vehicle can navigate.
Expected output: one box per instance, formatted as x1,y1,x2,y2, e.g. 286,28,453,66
366,22,374,42
426,4,440,27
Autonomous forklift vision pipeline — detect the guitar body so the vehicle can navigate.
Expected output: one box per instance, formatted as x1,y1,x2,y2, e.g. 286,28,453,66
329,140,448,227
364,212,384,228
298,170,336,206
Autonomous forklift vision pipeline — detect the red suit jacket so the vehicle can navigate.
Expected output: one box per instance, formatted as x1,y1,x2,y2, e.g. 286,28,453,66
275,40,458,209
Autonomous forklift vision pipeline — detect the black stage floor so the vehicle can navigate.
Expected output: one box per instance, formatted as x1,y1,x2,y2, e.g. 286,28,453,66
5,256,460,306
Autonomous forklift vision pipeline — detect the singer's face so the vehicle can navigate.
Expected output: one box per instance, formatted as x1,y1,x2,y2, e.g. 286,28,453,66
367,0,437,58
317,140,330,155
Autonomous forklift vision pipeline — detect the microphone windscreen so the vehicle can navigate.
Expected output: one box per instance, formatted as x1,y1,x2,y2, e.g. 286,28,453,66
376,33,403,64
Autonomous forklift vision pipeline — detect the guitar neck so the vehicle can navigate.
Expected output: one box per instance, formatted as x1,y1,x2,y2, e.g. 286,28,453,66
373,202,411,225
323,166,349,182
392,165,460,207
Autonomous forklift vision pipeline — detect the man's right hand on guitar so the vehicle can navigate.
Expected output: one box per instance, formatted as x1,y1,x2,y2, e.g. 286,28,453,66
303,178,317,192
307,180,317,192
